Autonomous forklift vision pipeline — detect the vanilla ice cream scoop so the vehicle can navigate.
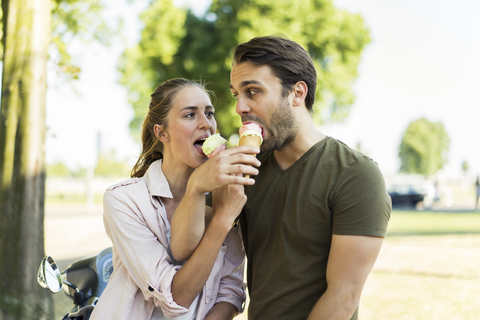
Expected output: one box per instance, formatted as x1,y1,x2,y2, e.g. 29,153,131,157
201,133,228,158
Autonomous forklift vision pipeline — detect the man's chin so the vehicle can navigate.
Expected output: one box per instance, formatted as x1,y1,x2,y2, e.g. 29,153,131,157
260,140,278,153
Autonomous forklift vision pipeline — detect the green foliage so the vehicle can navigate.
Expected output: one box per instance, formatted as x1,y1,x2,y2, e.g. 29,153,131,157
462,159,469,173
95,151,131,178
119,0,371,139
50,0,119,80
118,0,188,141
47,161,72,177
46,153,130,179
399,117,450,177
0,0,117,80
0,5,3,60
46,162,86,178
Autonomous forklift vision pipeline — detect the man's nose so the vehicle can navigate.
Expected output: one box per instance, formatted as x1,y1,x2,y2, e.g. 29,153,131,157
235,97,251,116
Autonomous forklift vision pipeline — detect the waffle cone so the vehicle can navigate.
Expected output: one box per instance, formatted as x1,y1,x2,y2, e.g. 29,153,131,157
239,135,262,148
239,134,261,178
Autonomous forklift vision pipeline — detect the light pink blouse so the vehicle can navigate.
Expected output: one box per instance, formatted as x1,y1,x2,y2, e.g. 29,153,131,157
90,160,246,320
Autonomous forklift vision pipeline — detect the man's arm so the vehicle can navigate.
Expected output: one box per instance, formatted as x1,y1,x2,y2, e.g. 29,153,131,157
307,234,384,320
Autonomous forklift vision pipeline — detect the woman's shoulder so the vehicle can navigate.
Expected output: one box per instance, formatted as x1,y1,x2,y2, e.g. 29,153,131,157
103,177,157,223
107,177,143,192
104,177,148,204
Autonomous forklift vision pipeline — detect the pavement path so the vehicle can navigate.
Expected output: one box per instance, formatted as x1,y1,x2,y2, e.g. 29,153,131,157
45,203,111,269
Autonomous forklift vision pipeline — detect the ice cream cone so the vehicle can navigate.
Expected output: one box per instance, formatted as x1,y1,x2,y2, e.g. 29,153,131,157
238,134,262,178
238,135,262,148
239,123,263,178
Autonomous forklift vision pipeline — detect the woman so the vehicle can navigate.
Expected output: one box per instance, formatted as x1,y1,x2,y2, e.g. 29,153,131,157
90,78,260,319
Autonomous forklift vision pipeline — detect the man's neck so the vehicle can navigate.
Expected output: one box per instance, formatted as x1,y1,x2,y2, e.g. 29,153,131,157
274,125,326,170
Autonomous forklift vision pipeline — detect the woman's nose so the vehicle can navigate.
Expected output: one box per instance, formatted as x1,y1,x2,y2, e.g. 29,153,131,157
198,114,211,130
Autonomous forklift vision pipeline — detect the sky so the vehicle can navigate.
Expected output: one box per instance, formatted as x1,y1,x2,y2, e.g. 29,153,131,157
45,0,480,179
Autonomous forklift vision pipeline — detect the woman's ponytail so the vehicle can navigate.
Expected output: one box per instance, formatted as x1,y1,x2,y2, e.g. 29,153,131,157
130,112,163,178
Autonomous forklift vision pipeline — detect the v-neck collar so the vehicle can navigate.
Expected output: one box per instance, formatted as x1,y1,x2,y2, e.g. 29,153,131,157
269,136,330,175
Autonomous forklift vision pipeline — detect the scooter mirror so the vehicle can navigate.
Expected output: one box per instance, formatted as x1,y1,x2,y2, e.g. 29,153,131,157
37,256,63,293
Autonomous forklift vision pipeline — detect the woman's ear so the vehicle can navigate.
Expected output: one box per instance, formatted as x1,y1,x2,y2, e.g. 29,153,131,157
154,124,169,142
292,81,308,107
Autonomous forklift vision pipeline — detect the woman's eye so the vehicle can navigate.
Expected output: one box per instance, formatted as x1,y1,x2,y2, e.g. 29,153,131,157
185,113,195,118
206,111,215,118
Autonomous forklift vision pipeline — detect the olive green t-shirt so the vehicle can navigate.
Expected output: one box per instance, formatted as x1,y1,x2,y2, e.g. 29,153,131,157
239,136,391,320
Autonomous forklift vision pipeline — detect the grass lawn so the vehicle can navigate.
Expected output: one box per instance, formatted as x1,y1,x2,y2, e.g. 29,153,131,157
359,210,480,320
52,209,480,319
387,210,480,236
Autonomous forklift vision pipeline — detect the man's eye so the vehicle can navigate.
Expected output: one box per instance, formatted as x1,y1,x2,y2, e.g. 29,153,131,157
232,92,238,99
248,89,258,96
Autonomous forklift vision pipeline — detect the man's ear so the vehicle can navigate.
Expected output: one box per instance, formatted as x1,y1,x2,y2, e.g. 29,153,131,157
292,81,308,107
154,124,169,142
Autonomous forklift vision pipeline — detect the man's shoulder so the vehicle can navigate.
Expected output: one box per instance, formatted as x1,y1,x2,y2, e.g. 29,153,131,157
324,137,363,157
323,137,377,167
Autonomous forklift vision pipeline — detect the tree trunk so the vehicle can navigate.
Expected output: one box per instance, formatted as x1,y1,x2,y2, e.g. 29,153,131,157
0,0,53,319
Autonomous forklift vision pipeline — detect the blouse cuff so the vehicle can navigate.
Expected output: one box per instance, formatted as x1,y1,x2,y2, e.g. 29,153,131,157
147,266,190,318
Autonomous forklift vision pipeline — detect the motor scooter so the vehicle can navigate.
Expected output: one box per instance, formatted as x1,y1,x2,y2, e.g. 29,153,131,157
37,247,113,320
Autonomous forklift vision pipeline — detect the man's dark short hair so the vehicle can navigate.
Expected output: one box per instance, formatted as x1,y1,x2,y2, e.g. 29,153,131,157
233,35,317,111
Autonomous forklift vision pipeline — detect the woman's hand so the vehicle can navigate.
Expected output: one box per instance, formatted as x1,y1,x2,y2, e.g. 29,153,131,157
211,173,247,228
188,145,261,196
171,145,259,262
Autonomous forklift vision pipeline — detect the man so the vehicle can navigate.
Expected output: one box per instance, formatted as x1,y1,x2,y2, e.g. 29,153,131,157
171,35,391,320
229,36,391,320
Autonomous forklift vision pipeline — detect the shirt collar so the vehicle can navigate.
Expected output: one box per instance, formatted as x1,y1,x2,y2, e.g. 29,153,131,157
144,159,173,199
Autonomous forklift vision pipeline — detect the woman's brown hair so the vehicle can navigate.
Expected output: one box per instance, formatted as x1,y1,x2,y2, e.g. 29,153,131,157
130,78,211,178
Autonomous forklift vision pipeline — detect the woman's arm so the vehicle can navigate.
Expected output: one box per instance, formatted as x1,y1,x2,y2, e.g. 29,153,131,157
204,302,239,320
210,224,246,317
171,180,247,308
170,145,260,261
102,187,192,317
103,179,245,317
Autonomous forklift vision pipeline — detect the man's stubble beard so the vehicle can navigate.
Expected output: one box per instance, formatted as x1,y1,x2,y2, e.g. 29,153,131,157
242,96,298,153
